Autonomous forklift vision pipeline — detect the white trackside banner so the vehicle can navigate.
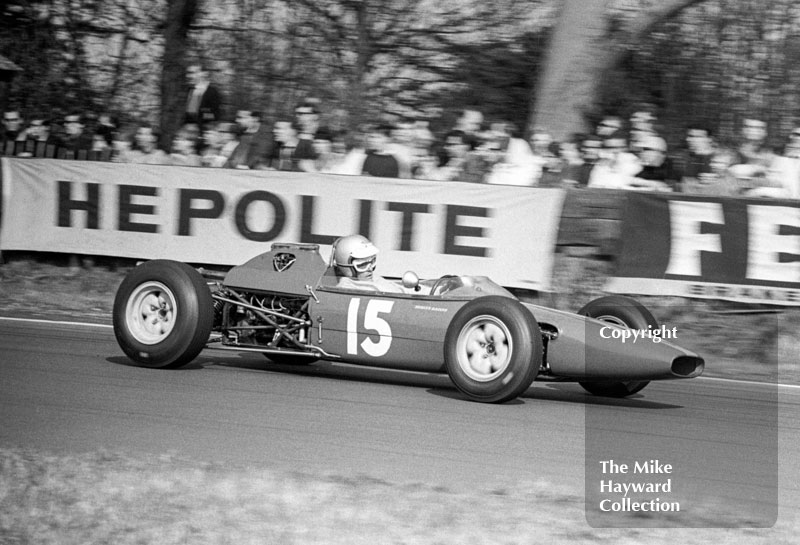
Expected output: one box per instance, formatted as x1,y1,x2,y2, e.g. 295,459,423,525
0,158,565,290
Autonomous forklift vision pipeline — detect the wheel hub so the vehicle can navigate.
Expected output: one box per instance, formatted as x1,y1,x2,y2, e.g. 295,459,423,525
125,281,178,345
456,315,513,382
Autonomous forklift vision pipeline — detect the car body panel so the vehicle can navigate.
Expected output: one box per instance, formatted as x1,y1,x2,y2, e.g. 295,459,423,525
224,243,328,296
310,286,465,372
525,305,701,381
211,243,703,382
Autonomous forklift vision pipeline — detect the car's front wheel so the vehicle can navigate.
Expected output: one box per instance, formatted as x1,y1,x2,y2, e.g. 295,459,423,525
113,260,213,368
444,296,542,403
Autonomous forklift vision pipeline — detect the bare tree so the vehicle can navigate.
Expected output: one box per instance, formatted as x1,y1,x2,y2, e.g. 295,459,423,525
530,0,707,139
161,0,199,149
283,0,538,125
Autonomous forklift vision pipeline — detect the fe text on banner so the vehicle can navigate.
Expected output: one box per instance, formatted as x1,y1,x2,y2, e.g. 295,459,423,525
0,158,566,291
606,192,800,305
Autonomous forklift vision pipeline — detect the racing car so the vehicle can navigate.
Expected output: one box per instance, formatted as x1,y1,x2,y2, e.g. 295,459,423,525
112,242,704,403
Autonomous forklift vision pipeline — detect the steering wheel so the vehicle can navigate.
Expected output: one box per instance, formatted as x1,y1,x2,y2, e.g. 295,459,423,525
430,275,461,296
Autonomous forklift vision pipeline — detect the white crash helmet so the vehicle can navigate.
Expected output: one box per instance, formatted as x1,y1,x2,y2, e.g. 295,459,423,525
331,235,378,277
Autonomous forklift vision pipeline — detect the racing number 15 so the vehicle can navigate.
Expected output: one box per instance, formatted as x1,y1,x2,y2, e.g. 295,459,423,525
347,298,394,357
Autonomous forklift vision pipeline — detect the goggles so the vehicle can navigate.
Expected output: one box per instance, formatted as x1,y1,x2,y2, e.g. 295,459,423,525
351,256,377,273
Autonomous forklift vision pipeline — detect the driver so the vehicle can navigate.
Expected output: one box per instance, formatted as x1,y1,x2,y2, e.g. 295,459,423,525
331,235,406,293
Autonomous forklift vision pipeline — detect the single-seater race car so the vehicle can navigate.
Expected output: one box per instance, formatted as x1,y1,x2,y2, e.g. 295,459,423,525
112,242,703,403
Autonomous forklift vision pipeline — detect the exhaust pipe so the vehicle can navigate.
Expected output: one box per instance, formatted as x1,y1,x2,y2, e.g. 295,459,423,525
671,355,704,378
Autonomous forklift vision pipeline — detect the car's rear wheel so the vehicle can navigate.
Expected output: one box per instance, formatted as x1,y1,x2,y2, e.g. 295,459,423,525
444,296,542,403
113,260,213,368
577,295,656,397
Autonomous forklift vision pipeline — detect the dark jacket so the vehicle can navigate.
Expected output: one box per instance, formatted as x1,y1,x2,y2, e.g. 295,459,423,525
186,84,222,125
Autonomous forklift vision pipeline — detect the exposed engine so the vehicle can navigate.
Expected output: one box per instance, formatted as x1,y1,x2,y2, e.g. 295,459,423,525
212,287,311,350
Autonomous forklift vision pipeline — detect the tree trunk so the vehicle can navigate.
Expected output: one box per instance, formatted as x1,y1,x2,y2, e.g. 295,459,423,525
530,0,708,141
351,2,371,129
529,0,610,140
160,0,198,151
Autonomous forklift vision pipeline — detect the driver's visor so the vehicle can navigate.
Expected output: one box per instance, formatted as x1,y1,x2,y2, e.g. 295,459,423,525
351,256,377,273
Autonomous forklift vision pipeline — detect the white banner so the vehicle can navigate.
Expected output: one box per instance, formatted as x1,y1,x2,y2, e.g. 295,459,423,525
0,158,565,290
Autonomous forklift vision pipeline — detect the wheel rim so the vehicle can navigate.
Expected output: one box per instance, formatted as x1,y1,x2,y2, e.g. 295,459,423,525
594,314,629,328
125,281,177,345
455,315,513,382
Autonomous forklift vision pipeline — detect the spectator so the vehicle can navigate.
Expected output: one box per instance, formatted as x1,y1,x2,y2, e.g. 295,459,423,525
95,113,118,147
361,124,400,178
200,122,237,168
386,120,416,178
129,124,169,164
573,135,603,187
326,107,350,138
426,129,471,181
199,123,223,167
61,112,93,155
185,62,222,128
632,135,677,191
453,109,484,149
553,136,586,187
111,127,137,163
754,131,800,199
596,115,623,140
680,125,716,191
629,109,656,133
226,110,273,169
24,117,59,150
457,126,507,184
628,109,658,153
587,135,643,189
293,99,322,171
218,122,240,162
329,124,371,175
731,118,773,178
485,122,538,186
2,109,27,152
530,128,564,186
169,126,202,167
529,126,553,157
331,130,351,164
91,133,111,153
271,120,299,171
682,149,740,196
726,117,789,196
783,127,800,159
314,126,348,173
407,120,438,178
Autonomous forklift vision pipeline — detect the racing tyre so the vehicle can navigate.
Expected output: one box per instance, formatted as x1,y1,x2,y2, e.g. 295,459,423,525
113,260,214,368
577,295,656,397
444,296,542,403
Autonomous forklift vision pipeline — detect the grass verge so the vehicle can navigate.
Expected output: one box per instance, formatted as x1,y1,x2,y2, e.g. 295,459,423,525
0,448,795,544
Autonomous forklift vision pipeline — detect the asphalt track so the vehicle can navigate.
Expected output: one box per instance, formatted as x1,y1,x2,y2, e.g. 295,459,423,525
1,317,798,528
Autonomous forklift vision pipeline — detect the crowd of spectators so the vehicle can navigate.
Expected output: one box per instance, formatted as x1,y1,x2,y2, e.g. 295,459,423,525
3,64,800,199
